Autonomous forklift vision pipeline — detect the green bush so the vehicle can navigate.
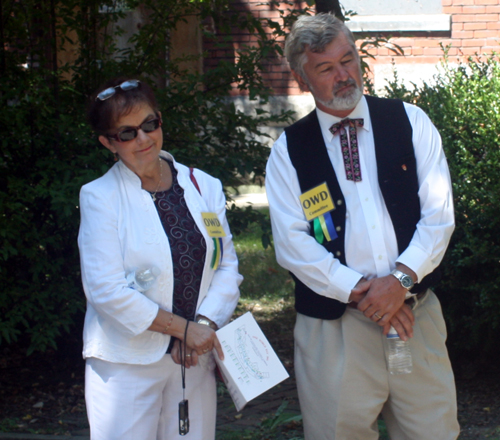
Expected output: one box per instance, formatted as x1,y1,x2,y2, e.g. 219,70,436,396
0,0,405,354
0,0,304,353
383,53,500,362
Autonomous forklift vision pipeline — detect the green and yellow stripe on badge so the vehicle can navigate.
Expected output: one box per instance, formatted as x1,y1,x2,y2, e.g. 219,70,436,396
313,211,338,244
211,237,223,269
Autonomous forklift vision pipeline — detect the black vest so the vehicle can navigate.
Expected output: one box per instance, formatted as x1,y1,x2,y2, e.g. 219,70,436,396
285,95,440,320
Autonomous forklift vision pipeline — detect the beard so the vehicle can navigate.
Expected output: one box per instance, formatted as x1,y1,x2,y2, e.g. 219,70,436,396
310,77,363,113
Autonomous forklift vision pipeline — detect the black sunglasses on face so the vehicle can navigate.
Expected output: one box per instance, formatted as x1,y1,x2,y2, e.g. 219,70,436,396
106,117,162,142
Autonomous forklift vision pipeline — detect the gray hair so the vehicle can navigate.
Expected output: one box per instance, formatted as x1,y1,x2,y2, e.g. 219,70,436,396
285,13,357,79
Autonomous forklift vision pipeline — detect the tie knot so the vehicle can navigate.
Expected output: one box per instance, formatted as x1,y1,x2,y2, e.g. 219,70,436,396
329,118,364,136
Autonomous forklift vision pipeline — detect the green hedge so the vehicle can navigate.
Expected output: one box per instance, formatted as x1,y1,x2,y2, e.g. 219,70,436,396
0,0,303,354
383,53,500,362
0,0,404,354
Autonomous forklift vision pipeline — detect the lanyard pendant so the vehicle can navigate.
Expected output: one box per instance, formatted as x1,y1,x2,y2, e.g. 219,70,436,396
179,399,190,435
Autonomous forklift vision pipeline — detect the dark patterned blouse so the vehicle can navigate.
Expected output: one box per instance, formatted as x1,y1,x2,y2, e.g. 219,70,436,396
152,159,207,322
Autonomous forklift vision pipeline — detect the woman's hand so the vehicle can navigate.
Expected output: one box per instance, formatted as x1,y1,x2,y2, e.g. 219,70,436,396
154,311,225,365
171,339,199,368
184,322,224,361
171,339,217,370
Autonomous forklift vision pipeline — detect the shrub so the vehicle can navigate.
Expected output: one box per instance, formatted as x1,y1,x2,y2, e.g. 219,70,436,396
0,0,301,353
0,0,405,354
383,53,500,362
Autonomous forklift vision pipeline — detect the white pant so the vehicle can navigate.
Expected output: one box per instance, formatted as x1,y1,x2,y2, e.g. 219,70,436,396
85,354,216,440
294,291,460,440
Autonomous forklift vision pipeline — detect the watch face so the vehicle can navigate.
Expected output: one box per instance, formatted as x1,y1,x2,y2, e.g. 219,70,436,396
401,276,414,289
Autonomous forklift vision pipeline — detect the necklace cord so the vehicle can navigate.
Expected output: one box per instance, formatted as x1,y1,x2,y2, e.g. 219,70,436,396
151,157,163,201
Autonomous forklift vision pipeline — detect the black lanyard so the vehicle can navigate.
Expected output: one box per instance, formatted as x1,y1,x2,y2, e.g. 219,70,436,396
178,320,190,435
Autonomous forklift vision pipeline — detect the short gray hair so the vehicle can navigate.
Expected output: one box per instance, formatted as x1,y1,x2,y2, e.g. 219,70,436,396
285,13,357,78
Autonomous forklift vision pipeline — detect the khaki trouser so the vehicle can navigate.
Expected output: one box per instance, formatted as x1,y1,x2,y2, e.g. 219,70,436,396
294,291,460,440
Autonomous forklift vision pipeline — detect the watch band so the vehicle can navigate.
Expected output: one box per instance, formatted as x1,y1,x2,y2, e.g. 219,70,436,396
196,317,218,330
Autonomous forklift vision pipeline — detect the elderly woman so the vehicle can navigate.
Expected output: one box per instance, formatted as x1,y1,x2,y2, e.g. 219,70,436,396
78,78,242,440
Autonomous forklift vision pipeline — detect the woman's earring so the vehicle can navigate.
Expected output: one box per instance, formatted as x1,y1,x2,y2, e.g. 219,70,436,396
114,153,119,162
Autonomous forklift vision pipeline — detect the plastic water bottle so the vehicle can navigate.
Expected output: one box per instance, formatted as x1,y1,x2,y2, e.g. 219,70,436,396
126,267,160,292
386,326,413,375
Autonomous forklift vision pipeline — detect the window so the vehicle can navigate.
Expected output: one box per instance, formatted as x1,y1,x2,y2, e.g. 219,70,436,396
343,0,451,32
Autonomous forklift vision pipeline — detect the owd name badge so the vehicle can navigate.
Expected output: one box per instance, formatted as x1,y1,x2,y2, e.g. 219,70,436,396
299,183,338,244
201,213,226,270
201,212,226,238
299,182,335,222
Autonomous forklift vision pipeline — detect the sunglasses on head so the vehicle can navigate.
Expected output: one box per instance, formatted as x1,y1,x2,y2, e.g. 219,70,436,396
96,79,140,101
106,117,162,142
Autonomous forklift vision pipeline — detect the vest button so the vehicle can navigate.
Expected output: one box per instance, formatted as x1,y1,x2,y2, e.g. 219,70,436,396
336,226,341,231
336,251,342,257
337,200,343,205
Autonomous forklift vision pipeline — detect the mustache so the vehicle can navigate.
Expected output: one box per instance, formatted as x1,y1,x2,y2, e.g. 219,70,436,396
333,78,357,93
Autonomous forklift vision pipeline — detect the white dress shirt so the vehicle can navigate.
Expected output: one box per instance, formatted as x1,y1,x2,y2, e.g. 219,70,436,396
266,96,454,304
78,151,243,364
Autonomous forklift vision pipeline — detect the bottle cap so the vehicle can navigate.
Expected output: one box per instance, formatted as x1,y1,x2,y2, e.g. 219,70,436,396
387,326,399,338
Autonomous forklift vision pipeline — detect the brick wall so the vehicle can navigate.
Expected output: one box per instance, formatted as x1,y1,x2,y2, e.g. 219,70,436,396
203,0,500,96
364,0,500,71
203,0,307,96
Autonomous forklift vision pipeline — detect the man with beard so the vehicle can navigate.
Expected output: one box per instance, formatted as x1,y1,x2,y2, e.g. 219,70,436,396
265,13,459,440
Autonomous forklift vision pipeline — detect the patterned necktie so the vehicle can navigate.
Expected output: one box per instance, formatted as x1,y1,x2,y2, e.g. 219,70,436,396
329,118,364,182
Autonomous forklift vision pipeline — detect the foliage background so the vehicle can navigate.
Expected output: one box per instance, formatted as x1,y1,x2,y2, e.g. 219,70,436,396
0,0,399,354
1,0,499,364
384,53,500,364
0,0,301,353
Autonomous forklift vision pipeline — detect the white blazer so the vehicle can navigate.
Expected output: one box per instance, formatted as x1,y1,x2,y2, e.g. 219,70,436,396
78,151,242,364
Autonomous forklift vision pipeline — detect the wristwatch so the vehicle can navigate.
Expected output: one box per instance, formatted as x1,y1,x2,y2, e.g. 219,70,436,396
197,316,218,330
391,269,415,291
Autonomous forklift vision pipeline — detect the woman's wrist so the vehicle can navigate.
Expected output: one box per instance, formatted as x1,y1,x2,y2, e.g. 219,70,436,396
149,309,189,339
161,312,174,334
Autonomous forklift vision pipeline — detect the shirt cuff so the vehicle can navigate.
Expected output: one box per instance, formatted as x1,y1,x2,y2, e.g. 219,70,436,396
328,265,364,303
396,245,432,284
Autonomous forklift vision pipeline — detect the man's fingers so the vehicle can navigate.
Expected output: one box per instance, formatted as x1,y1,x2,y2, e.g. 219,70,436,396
357,296,370,312
387,304,415,340
400,303,416,326
390,319,411,341
376,311,394,327
360,303,383,321
348,292,365,304
349,278,371,303
351,280,370,296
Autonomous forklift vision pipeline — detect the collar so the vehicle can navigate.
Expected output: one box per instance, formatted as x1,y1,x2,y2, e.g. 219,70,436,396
316,95,371,143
